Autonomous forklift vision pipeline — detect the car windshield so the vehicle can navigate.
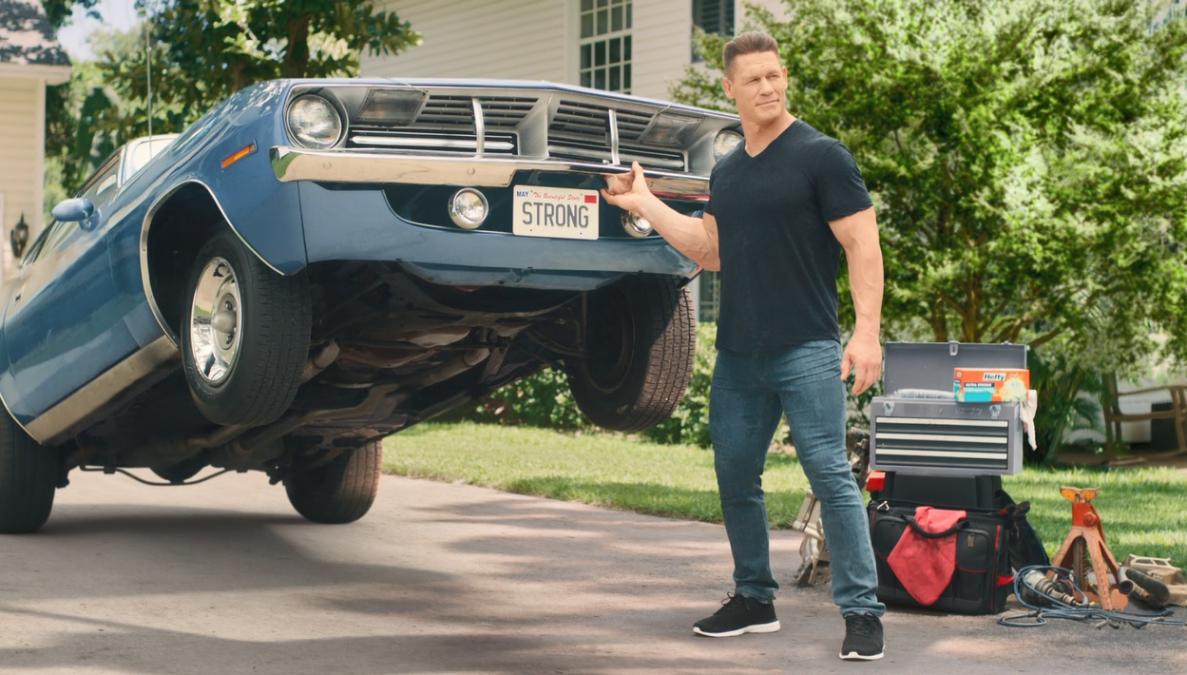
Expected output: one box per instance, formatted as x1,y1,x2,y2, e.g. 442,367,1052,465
122,135,179,183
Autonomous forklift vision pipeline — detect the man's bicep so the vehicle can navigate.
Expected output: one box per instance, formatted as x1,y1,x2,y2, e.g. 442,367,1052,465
828,206,877,250
702,211,720,251
693,211,721,271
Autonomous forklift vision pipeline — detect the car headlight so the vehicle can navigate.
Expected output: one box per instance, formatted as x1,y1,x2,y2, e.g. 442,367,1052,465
287,95,344,149
713,129,743,161
639,112,702,147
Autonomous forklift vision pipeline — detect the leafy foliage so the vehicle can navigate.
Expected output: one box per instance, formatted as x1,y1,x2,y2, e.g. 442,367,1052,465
474,323,882,449
116,0,420,121
44,32,135,199
472,365,588,431
474,323,719,445
44,1,419,198
41,0,100,29
1028,348,1105,462
675,0,1187,376
674,1,1187,461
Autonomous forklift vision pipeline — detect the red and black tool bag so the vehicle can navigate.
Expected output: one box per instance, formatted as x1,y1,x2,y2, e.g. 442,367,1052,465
868,501,1014,614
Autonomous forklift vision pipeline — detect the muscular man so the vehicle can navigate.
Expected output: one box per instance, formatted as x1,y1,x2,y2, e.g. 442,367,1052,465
602,31,887,662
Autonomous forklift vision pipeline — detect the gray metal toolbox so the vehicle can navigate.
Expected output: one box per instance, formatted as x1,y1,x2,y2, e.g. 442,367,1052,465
869,342,1027,476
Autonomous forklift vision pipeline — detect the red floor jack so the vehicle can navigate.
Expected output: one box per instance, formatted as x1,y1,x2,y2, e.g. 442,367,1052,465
1050,487,1127,611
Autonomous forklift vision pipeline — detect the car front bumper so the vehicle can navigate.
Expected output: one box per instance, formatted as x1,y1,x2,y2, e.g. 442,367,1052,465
276,146,704,290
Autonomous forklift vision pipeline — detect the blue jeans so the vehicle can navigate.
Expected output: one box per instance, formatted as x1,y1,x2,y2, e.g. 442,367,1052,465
709,340,885,617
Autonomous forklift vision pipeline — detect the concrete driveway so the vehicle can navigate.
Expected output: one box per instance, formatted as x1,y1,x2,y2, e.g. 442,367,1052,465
0,471,1182,674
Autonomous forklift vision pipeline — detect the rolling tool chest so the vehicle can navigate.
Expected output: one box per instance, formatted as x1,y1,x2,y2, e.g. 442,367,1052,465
870,342,1027,476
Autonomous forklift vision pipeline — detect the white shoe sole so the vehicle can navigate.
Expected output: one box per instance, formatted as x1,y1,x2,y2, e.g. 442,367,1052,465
693,620,781,638
839,650,884,661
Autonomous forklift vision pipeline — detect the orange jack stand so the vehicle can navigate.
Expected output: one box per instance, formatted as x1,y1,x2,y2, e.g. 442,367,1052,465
1051,486,1127,611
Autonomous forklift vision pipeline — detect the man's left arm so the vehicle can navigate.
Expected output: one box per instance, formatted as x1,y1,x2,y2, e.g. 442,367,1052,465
829,206,884,395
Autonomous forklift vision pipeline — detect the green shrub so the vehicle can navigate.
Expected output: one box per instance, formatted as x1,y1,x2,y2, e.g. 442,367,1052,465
472,364,587,429
1028,348,1105,464
475,323,718,444
476,323,880,448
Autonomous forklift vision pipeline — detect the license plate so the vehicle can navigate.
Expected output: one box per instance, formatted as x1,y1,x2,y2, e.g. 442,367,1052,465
512,185,599,240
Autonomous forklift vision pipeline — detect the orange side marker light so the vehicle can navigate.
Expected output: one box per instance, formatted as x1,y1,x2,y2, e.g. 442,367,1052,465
221,143,257,169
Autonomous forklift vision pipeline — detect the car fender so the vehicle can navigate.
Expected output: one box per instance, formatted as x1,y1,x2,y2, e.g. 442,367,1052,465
132,81,307,344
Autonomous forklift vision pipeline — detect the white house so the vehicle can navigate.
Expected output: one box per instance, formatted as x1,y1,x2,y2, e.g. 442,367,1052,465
0,0,70,278
362,0,783,320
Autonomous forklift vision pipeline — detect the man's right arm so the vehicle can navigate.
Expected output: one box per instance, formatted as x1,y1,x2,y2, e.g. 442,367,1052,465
602,162,721,271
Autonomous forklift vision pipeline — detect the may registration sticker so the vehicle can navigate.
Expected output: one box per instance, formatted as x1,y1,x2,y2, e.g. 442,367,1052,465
512,185,599,240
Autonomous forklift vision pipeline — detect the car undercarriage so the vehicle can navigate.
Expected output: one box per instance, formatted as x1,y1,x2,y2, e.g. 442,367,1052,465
61,263,692,490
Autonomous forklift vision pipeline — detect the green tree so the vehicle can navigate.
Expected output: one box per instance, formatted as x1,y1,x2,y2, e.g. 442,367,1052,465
44,29,140,200
45,1,419,194
102,0,420,132
41,0,100,29
675,0,1187,458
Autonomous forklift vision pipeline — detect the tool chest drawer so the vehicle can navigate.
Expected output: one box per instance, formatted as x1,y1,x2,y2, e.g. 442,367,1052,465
870,398,1022,475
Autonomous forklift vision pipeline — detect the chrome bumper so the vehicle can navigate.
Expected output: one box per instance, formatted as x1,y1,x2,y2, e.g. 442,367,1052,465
270,146,710,199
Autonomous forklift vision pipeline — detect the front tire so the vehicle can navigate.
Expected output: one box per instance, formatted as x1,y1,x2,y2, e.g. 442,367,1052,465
566,276,696,431
0,410,58,534
180,230,311,426
285,441,382,524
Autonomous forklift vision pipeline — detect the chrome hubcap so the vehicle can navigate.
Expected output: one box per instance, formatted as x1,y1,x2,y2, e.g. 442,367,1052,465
189,257,242,385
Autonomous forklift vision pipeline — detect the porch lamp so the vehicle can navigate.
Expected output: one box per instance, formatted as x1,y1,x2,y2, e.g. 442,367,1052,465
10,212,29,259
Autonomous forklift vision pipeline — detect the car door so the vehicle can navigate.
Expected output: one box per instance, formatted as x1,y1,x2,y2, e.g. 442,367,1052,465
1,155,133,427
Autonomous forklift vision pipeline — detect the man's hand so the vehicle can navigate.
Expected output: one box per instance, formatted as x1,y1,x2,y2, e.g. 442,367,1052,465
601,161,655,215
841,334,882,395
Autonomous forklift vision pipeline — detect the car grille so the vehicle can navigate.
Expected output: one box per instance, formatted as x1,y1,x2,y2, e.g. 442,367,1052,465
345,89,690,172
347,127,519,156
415,94,538,129
546,100,685,171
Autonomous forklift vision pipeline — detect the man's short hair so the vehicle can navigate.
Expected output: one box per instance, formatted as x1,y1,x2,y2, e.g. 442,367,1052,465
722,32,780,76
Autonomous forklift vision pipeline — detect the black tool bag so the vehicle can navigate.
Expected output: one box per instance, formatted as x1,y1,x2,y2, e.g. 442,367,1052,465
868,501,1013,614
867,474,1048,615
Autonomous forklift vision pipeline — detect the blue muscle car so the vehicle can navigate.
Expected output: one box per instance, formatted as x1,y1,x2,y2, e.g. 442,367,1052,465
0,79,741,532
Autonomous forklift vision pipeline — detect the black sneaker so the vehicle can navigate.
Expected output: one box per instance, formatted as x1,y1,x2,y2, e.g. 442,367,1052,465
840,613,884,661
692,593,780,638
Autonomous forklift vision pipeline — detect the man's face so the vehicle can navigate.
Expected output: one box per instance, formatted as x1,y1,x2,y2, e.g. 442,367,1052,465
722,51,788,126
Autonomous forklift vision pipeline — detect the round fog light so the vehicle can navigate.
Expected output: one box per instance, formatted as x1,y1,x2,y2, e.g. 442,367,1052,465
621,211,653,238
449,188,489,229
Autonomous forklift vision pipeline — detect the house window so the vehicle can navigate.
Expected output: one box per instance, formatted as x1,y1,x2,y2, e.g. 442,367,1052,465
693,0,734,36
691,0,735,62
579,0,632,93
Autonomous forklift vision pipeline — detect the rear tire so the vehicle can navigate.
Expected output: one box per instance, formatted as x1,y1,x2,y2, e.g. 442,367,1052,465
285,441,382,524
0,410,58,534
180,230,311,426
566,276,696,431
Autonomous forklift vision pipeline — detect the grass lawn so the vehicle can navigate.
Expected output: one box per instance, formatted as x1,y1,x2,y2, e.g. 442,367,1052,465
383,422,1187,562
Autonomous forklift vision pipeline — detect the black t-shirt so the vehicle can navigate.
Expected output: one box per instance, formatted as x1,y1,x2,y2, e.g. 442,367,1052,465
705,119,872,352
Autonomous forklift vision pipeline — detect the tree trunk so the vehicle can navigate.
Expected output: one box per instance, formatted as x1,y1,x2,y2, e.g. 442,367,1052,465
282,16,311,78
230,60,249,93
